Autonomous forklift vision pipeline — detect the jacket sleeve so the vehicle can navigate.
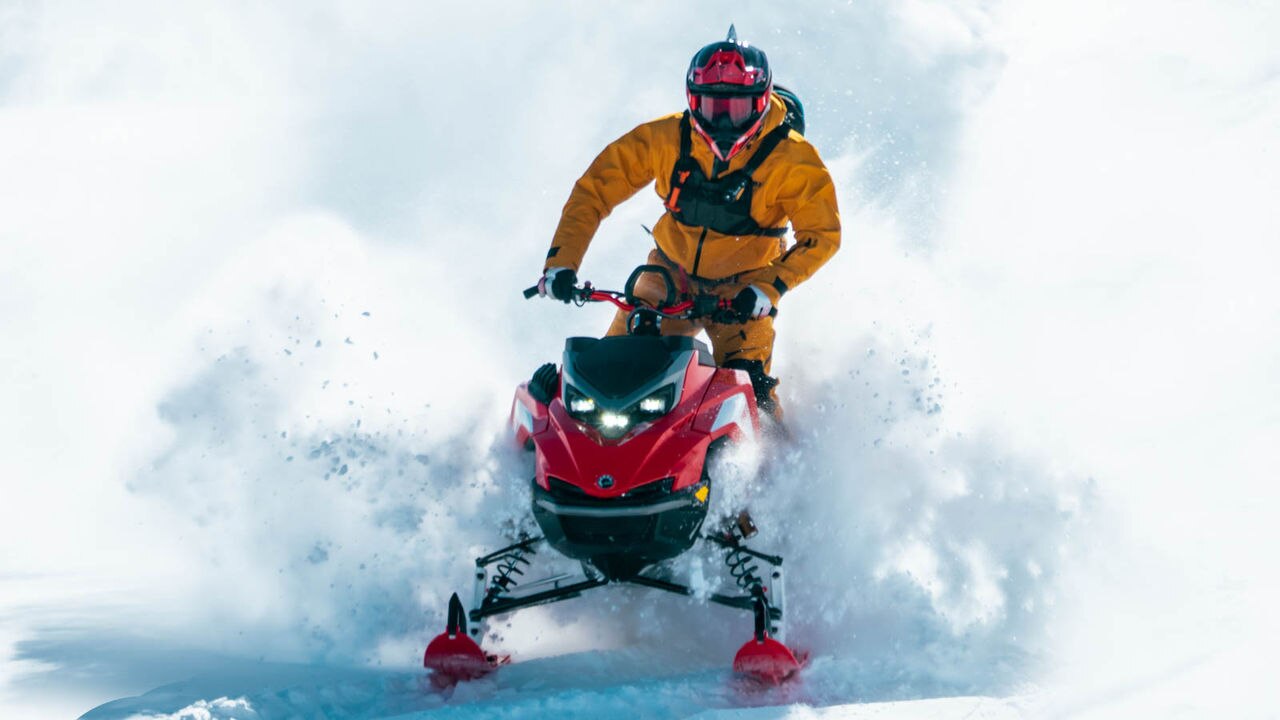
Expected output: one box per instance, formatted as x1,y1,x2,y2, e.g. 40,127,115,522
544,121,661,272
745,140,841,304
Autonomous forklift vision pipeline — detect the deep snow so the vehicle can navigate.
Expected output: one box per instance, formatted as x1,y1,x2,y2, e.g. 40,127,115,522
1,1,1277,719
79,655,1028,719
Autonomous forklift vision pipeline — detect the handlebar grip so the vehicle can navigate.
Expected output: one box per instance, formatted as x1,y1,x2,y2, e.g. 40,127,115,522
523,285,540,299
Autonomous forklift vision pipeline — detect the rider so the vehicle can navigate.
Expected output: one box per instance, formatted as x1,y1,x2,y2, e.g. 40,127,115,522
538,28,840,418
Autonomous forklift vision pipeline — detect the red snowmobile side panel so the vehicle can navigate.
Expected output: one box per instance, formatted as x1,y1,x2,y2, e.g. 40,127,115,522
511,382,551,449
691,366,761,442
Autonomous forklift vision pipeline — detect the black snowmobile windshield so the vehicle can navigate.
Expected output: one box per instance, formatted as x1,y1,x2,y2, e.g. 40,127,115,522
565,336,713,399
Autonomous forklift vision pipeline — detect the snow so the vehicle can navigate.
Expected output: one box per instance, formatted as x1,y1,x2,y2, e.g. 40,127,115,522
79,654,1029,720
2,1,1278,719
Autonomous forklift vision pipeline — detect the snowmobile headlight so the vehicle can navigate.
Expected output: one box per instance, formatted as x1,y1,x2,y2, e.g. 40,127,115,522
564,385,597,420
632,385,676,419
592,411,633,439
564,383,675,439
566,385,630,437
638,396,666,413
599,411,631,429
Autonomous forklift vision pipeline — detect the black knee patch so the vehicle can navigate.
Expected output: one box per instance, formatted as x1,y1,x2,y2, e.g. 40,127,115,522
722,359,780,416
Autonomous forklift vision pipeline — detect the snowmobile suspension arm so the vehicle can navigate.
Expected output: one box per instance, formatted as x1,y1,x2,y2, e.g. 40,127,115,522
626,575,782,623
469,572,780,623
469,575,609,622
466,536,782,624
475,537,543,567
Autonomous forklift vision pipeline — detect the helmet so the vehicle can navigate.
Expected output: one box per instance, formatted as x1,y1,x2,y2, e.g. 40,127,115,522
685,26,773,162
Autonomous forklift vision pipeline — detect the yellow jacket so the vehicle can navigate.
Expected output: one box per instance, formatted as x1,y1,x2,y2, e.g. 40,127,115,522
546,95,841,305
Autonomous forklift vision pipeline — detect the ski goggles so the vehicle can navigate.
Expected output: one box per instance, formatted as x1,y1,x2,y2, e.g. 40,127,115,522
690,92,763,129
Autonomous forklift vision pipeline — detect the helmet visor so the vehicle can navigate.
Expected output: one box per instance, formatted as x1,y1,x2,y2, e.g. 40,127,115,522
691,93,758,129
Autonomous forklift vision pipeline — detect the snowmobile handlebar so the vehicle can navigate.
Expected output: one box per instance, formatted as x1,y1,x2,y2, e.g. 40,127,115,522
523,265,746,323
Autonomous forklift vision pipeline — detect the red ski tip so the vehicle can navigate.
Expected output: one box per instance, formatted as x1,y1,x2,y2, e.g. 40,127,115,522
423,631,492,685
423,592,496,686
732,636,803,685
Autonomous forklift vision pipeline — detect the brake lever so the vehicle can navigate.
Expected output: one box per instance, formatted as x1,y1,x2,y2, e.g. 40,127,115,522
572,282,594,305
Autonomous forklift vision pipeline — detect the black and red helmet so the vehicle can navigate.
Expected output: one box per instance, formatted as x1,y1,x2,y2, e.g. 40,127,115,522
686,26,773,162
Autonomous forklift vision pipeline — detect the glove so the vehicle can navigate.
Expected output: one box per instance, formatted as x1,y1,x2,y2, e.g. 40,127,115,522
731,285,773,321
538,267,577,302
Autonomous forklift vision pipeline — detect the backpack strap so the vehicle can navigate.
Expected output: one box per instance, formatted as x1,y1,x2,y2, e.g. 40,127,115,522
741,123,792,178
737,123,793,237
664,112,698,213
678,110,693,160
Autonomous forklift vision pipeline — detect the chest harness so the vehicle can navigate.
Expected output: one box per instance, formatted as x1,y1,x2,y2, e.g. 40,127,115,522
663,111,791,242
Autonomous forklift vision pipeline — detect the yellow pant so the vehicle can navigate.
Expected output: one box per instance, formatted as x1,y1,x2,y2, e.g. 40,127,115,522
605,250,781,415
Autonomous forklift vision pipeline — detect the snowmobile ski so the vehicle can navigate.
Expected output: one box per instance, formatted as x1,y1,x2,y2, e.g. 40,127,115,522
423,593,502,686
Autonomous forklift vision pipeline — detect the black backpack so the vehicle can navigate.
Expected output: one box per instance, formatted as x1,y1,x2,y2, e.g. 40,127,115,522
773,85,805,135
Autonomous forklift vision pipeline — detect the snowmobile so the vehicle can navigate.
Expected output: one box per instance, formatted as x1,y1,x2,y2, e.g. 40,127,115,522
423,265,802,686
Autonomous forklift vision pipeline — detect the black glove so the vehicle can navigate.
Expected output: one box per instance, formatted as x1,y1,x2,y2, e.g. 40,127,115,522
730,285,773,322
539,267,578,303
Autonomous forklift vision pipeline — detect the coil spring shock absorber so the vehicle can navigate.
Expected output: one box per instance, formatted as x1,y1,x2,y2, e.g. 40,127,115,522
482,543,536,606
724,544,765,593
721,509,764,591
712,510,786,641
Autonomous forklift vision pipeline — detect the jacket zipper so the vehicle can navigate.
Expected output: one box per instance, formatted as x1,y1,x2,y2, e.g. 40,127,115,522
691,227,709,279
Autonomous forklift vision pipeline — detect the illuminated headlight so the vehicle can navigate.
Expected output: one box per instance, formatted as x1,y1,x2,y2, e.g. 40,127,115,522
634,385,676,419
638,395,667,413
563,382,677,439
599,412,630,430
564,385,596,421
